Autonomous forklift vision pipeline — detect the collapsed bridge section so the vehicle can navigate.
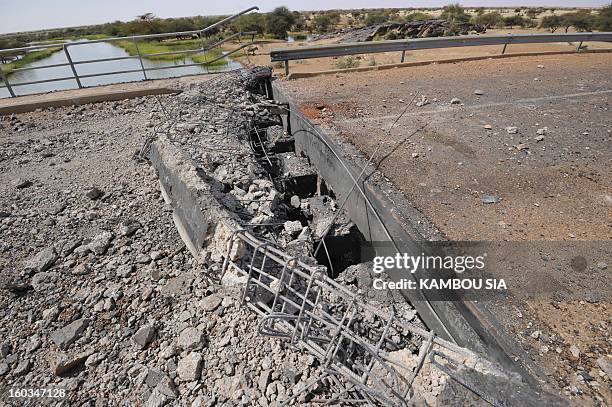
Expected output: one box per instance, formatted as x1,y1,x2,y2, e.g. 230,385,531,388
147,67,568,405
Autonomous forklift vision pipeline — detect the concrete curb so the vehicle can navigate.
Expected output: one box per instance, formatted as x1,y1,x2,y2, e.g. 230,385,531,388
149,135,245,264
0,87,180,115
272,81,541,384
285,48,612,80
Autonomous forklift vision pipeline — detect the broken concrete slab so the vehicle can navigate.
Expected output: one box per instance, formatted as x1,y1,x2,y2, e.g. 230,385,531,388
149,135,245,263
50,318,90,349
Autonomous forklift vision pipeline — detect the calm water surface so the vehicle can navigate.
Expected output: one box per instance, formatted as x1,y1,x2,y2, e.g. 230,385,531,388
0,40,242,98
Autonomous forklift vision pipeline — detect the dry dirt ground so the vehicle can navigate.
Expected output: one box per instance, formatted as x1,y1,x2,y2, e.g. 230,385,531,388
278,52,611,405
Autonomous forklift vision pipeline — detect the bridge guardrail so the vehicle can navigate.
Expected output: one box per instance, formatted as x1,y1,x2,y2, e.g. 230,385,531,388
0,6,259,98
270,32,612,75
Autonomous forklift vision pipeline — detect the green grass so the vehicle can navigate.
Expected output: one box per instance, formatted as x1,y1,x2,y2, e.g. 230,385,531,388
1,47,62,73
114,39,228,67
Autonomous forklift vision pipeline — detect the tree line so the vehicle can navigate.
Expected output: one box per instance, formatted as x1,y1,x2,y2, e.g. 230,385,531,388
1,4,611,51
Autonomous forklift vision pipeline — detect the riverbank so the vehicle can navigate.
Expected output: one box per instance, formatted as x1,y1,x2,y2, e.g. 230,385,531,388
1,47,62,73
114,39,228,67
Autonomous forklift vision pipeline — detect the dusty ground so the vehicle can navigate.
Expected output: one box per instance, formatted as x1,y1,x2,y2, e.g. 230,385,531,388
278,52,611,405
279,53,611,242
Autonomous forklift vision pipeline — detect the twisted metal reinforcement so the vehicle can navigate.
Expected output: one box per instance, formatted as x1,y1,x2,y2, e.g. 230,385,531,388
220,230,513,406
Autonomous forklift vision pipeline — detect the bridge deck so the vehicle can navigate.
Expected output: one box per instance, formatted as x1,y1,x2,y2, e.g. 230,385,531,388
277,52,612,403
279,52,611,241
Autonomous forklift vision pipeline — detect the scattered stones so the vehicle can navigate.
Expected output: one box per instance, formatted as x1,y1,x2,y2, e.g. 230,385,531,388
506,126,518,134
473,89,484,95
535,135,545,142
483,124,492,130
14,178,32,189
85,187,103,200
569,345,581,360
596,261,607,270
199,295,222,312
177,327,206,351
177,352,203,382
13,359,31,376
49,349,94,376
283,220,303,235
415,95,429,107
24,246,58,274
596,356,612,377
88,231,113,255
133,325,156,349
481,195,500,204
50,318,90,349
450,97,462,105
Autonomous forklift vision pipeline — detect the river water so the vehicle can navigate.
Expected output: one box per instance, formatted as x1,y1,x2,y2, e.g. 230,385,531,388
0,40,242,98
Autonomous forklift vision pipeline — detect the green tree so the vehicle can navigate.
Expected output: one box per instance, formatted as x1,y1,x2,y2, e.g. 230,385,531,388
562,11,595,32
540,15,563,32
365,12,388,25
231,13,267,34
503,15,528,28
292,11,308,31
266,6,295,39
405,12,432,22
473,12,503,28
599,3,612,31
313,15,333,33
441,3,471,24
133,13,162,35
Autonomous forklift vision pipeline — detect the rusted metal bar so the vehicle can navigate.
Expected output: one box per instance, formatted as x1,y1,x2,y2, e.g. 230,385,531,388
0,68,16,97
63,45,82,88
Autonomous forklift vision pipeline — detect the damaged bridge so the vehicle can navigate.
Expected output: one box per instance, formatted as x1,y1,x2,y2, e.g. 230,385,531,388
146,67,570,406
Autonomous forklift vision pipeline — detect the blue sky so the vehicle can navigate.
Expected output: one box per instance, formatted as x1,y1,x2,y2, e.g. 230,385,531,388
0,1,607,34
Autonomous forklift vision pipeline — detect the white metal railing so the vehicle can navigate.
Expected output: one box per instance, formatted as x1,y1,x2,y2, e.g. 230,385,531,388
0,6,259,97
270,31,612,75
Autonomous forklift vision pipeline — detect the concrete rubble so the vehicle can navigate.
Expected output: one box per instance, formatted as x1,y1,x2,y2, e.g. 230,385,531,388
0,67,553,406
317,19,486,43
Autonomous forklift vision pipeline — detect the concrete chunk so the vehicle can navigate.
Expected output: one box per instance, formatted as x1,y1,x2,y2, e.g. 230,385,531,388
50,318,90,349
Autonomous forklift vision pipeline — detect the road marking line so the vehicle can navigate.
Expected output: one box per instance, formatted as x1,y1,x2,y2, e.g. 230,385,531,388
343,89,612,123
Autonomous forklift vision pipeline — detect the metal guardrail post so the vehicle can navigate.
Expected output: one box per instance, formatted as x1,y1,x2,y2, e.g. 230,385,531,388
133,38,148,80
0,68,16,97
501,43,508,54
270,32,612,62
400,50,406,63
284,60,289,76
63,45,82,88
577,41,583,52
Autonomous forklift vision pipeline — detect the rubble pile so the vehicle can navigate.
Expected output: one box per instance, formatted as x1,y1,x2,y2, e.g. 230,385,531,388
0,75,333,406
0,67,505,406
318,20,486,43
